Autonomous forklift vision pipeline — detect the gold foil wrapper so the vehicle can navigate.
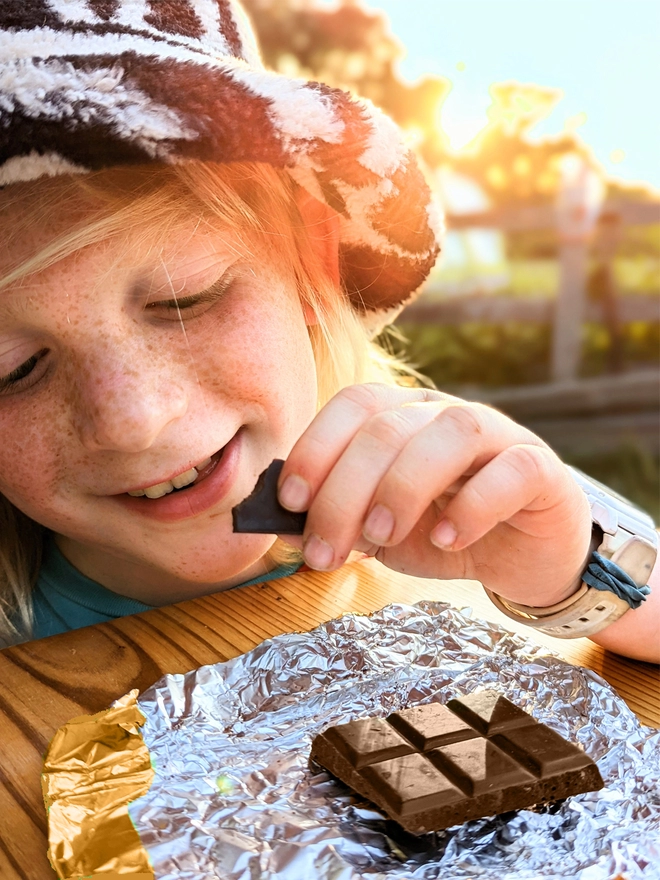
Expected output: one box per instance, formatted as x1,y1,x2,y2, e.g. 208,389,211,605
42,690,155,879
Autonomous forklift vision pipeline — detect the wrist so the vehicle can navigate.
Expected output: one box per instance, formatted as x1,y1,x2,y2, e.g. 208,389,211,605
523,487,594,609
544,525,601,608
485,468,657,639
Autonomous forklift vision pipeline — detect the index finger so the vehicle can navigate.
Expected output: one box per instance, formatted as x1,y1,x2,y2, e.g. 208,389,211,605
277,383,447,512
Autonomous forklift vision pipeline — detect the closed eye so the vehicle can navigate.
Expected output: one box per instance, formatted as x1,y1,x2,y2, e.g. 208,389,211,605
145,273,235,319
0,348,49,395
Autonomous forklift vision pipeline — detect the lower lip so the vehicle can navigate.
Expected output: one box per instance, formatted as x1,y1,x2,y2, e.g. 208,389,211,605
113,431,243,523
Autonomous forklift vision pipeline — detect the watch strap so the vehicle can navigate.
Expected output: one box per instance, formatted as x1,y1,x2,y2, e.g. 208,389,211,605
485,467,657,639
484,582,629,638
484,535,654,638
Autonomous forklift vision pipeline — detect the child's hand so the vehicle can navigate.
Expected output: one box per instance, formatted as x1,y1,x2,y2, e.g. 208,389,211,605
277,383,593,608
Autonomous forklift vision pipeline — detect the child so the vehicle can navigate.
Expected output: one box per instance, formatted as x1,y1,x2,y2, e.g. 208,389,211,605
0,1,656,659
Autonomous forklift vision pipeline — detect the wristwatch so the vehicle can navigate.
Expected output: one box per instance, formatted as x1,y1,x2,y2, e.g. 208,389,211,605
485,466,658,639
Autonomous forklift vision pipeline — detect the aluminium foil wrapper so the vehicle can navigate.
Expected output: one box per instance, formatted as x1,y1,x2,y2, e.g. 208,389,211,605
124,602,660,879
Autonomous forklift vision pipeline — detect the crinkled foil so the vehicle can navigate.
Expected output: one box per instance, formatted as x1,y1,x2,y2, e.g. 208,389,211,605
122,602,660,880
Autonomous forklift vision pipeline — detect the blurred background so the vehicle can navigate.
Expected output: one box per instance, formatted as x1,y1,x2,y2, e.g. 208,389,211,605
244,0,659,520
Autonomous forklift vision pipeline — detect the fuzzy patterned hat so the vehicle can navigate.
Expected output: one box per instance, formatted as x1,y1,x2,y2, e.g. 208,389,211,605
0,0,441,329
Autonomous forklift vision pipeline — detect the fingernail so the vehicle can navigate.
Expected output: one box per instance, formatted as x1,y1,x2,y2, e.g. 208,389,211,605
279,474,311,511
363,504,395,545
303,534,334,570
431,519,458,550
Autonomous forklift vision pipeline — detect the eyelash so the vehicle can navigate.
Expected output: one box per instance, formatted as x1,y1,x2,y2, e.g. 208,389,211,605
145,274,234,317
0,349,49,395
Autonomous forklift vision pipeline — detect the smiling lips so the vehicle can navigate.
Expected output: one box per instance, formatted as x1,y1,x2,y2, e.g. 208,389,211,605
115,433,243,523
126,454,217,498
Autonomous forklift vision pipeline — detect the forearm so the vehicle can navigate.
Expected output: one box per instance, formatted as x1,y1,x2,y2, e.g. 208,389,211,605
588,553,660,663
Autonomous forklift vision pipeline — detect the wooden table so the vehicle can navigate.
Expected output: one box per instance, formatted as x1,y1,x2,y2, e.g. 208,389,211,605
1,558,658,879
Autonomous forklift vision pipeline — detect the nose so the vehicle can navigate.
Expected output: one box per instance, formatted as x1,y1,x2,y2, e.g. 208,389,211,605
71,342,189,453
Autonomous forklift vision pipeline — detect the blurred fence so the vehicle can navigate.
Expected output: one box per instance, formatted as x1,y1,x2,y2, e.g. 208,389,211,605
402,196,659,458
468,369,658,456
404,291,656,325
405,199,659,382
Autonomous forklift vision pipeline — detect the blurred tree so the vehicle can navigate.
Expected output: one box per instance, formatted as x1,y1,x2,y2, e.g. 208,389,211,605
242,0,450,141
244,1,659,261
245,4,594,204
424,83,591,208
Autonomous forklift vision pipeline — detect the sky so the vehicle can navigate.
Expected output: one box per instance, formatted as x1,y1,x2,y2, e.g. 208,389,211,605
355,0,660,190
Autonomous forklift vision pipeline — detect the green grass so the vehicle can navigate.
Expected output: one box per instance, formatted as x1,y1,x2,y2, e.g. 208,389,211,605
508,260,557,296
394,320,659,389
614,257,660,293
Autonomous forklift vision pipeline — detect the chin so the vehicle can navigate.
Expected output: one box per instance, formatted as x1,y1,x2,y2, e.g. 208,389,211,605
157,533,277,589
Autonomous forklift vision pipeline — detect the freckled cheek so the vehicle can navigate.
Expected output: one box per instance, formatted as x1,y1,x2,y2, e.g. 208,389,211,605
192,307,317,432
0,408,67,514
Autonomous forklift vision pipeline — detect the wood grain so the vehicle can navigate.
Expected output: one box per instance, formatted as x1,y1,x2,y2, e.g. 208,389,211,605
0,558,657,879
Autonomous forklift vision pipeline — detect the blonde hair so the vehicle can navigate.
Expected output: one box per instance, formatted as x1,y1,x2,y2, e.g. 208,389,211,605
0,162,418,646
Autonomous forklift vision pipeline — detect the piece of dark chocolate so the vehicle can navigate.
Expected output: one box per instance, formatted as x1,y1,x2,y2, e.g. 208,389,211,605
310,690,604,835
232,459,307,535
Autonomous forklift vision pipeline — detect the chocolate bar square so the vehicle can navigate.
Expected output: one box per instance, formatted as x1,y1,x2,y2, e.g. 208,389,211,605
310,690,603,834
232,459,307,535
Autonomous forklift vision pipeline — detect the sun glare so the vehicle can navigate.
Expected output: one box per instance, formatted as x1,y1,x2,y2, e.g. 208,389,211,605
440,113,487,151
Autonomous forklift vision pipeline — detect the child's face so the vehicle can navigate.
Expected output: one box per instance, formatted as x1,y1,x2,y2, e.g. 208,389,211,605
0,185,319,603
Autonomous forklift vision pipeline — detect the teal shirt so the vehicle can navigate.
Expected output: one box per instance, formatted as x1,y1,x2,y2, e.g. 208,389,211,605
30,540,302,640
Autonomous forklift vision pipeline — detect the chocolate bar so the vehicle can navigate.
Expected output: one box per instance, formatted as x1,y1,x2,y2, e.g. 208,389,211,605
310,690,604,835
232,459,307,535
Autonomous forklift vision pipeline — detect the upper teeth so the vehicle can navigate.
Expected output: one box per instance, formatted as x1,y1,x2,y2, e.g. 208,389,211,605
128,457,212,498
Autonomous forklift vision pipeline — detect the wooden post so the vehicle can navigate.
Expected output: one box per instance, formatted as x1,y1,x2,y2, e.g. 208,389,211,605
551,158,602,382
594,211,624,373
552,240,589,381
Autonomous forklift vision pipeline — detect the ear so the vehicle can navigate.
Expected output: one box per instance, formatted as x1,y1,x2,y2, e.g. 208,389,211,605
295,189,341,289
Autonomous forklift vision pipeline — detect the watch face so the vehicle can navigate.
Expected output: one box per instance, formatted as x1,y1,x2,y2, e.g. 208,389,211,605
568,467,657,528
568,465,638,509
